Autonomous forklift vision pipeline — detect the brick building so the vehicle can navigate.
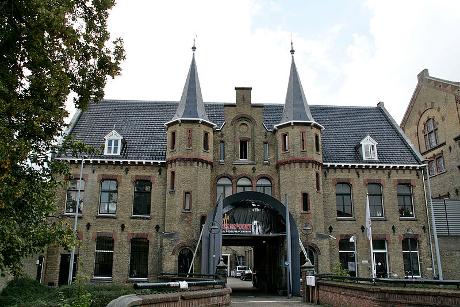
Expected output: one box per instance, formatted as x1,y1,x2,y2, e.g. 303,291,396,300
38,46,436,294
400,69,460,279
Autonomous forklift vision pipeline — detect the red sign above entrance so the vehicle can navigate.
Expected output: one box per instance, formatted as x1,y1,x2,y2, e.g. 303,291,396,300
222,223,252,234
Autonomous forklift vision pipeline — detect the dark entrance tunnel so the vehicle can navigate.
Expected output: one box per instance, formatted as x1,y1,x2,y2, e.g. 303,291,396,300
202,191,300,295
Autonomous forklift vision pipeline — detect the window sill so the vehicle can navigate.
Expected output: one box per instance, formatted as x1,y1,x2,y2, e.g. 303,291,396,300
371,217,386,221
203,149,210,153
263,160,270,165
127,277,148,282
233,160,255,165
96,214,117,219
399,217,417,221
421,142,446,155
429,170,447,178
169,190,175,194
219,160,225,165
182,210,192,213
336,217,355,221
301,211,311,214
91,277,112,282
131,215,151,220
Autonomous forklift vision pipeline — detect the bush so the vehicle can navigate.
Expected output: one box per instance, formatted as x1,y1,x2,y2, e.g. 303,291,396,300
0,277,54,306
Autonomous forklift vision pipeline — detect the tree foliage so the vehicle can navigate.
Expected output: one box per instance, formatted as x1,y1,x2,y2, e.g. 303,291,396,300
0,0,125,275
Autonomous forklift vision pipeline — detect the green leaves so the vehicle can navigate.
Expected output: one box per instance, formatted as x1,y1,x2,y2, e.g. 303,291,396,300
0,0,124,276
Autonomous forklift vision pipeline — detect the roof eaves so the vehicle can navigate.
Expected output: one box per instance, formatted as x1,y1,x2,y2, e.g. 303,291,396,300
273,120,324,130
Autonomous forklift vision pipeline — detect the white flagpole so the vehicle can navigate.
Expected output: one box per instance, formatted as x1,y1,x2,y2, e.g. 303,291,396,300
366,193,376,279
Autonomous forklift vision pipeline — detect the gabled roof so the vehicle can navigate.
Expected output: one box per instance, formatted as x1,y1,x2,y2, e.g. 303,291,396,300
169,52,211,125
61,99,421,166
401,69,460,128
277,48,316,127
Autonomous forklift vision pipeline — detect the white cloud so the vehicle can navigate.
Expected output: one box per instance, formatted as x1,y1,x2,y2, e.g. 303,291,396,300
97,0,460,125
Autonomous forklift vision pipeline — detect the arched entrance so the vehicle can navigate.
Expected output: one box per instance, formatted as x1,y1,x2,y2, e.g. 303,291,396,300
201,191,300,295
178,248,193,275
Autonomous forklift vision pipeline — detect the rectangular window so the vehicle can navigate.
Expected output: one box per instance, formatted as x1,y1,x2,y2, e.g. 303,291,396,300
398,184,414,217
428,160,436,176
129,238,149,279
263,142,269,162
436,155,445,173
186,129,192,148
315,172,321,192
203,132,209,151
94,236,114,278
368,184,384,218
170,131,176,150
65,179,85,214
240,140,248,160
219,141,225,161
301,131,306,151
170,171,175,191
302,193,310,212
372,240,388,278
315,134,320,152
133,180,152,216
402,238,420,278
339,239,356,277
184,192,191,211
336,183,353,217
282,133,289,152
99,180,117,214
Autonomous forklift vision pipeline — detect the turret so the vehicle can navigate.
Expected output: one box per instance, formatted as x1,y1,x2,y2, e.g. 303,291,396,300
275,42,327,270
163,42,215,273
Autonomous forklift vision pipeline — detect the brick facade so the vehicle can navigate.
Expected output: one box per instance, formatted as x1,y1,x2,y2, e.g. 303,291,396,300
32,86,437,291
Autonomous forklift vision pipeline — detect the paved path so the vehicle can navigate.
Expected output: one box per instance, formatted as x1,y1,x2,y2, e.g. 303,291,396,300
228,277,317,306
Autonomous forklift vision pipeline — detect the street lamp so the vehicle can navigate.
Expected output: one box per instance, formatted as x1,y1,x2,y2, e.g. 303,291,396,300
67,156,86,285
349,235,358,277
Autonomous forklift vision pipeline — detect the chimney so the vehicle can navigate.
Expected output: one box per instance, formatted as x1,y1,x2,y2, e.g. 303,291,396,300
235,87,252,107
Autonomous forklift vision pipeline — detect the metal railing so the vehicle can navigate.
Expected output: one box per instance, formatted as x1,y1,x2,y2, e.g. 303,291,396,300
134,280,225,289
315,274,460,289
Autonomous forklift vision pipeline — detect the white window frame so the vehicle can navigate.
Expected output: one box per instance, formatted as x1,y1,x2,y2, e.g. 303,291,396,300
372,240,389,278
402,238,421,278
65,178,85,215
360,135,378,160
104,130,123,155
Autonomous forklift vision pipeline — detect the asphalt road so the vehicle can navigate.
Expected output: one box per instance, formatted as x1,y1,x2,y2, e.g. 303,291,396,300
227,277,316,306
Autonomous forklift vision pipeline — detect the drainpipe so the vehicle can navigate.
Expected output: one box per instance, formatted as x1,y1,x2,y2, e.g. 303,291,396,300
424,165,443,280
421,167,436,278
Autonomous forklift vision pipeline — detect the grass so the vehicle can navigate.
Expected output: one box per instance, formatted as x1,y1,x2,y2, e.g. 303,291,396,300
0,277,175,307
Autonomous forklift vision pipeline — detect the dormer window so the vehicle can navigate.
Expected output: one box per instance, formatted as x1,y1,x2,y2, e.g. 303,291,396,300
360,135,378,160
104,130,123,155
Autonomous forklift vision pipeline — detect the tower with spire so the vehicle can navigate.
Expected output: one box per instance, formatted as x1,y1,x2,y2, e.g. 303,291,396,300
163,41,215,273
275,42,327,261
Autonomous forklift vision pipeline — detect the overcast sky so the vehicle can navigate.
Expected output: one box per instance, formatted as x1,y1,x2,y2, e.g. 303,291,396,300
95,0,460,124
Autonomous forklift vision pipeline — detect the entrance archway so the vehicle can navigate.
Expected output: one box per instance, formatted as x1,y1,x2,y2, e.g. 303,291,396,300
201,191,300,295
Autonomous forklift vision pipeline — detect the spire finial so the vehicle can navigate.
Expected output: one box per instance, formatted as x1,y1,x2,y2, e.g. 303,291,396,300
192,35,197,53
290,35,295,55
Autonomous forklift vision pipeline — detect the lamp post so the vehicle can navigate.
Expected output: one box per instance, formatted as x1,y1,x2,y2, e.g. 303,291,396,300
349,235,358,277
67,156,86,285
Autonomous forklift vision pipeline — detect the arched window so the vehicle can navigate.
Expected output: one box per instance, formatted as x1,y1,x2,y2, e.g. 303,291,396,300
178,248,193,275
216,177,232,200
424,118,438,150
256,178,272,195
336,183,353,217
237,177,252,193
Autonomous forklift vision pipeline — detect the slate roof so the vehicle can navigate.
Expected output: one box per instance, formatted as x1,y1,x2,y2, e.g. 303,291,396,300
63,99,421,165
278,55,315,125
170,54,210,123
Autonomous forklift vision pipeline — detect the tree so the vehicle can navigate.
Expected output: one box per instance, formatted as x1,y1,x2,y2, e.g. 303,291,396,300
0,0,125,275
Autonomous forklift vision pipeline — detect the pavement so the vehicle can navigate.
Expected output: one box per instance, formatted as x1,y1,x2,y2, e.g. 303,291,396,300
227,277,317,306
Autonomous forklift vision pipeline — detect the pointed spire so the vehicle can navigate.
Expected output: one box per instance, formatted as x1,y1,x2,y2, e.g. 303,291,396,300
170,39,211,124
278,40,315,126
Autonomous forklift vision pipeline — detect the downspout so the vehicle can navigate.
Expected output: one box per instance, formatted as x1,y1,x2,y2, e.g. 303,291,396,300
424,165,443,280
421,167,436,277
